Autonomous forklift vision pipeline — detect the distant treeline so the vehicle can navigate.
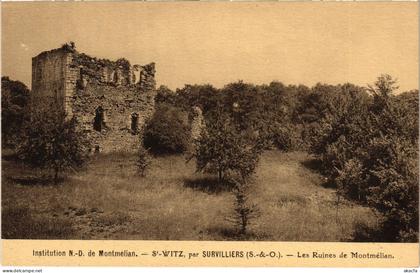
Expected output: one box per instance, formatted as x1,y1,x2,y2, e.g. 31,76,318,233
155,77,418,152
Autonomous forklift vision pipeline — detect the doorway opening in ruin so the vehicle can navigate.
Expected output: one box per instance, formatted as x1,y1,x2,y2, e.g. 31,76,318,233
93,106,106,132
131,113,139,135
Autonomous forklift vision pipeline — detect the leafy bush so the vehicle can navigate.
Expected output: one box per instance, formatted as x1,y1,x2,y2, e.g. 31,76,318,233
143,103,190,154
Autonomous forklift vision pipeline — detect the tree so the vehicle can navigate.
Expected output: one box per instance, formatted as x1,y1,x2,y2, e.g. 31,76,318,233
192,106,262,236
175,84,219,115
155,85,176,105
368,74,398,115
227,177,260,236
1,76,30,147
365,76,418,241
17,101,89,182
192,108,261,183
136,145,152,177
365,135,418,241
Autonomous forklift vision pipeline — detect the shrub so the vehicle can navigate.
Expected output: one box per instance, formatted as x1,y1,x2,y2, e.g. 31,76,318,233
143,103,190,154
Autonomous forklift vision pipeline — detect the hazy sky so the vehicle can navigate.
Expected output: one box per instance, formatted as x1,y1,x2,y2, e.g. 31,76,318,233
1,2,418,92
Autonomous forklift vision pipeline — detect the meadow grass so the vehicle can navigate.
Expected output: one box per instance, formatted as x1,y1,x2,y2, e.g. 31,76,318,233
1,150,377,241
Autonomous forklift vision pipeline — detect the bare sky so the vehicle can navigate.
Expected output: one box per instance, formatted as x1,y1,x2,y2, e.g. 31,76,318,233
1,2,418,92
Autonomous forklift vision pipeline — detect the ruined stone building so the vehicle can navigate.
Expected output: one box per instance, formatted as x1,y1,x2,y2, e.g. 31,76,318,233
31,43,156,152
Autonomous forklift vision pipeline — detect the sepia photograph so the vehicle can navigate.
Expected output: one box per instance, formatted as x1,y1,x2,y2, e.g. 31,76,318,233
1,1,418,249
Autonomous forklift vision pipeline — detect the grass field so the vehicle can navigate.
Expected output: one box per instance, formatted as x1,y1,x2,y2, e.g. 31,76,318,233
2,150,378,241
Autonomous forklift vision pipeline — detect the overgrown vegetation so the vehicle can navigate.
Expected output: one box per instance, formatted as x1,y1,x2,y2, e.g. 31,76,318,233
155,75,418,241
309,75,418,242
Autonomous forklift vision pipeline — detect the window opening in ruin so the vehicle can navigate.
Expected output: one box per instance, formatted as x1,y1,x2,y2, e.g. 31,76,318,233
113,70,118,84
93,106,106,132
131,113,139,135
133,69,141,85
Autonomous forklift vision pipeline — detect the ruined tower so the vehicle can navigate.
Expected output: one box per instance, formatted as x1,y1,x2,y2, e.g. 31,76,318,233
31,43,157,152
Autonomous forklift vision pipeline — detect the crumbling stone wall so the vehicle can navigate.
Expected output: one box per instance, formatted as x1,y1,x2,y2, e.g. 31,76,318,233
31,44,156,153
72,83,155,152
